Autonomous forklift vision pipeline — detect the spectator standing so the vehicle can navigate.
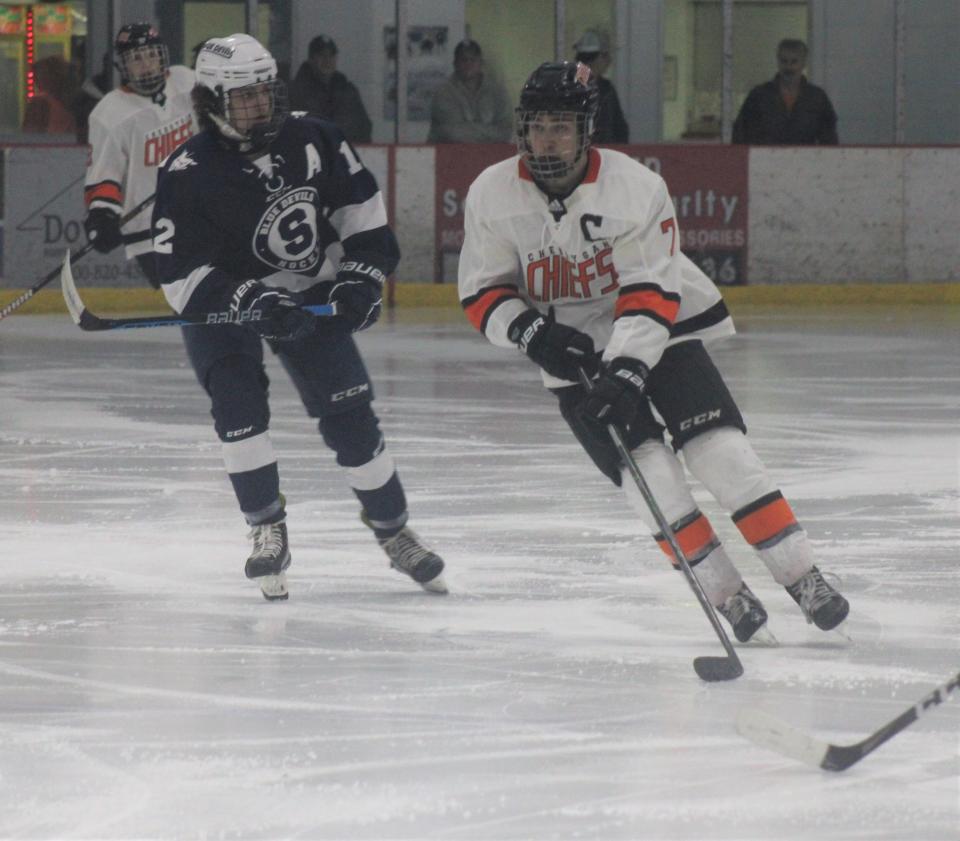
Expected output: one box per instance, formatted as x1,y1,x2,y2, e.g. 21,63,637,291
428,38,512,143
22,55,78,134
733,38,838,145
289,34,372,143
573,30,628,143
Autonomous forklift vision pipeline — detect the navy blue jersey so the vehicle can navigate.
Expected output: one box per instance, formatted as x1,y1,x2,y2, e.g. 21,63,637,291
153,113,399,315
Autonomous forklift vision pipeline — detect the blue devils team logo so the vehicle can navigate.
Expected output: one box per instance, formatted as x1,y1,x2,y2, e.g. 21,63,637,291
253,187,322,271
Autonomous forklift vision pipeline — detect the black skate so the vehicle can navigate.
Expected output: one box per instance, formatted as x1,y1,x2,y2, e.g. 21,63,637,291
245,521,291,601
362,512,447,594
786,566,849,631
718,582,773,644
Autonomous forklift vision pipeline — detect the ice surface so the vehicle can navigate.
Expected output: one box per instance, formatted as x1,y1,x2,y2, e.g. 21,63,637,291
0,308,957,840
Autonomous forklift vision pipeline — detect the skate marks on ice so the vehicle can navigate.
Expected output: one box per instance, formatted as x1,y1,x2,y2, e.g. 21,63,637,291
0,313,958,839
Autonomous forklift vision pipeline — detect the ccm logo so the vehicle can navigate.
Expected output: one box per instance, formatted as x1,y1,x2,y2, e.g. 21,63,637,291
331,383,370,402
679,409,721,431
225,425,254,439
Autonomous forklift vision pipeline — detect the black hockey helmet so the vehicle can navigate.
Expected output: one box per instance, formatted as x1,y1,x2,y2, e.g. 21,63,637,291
114,22,169,96
516,62,599,182
518,61,600,117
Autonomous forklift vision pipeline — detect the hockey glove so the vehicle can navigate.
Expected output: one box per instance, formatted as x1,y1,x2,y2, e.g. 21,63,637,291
578,357,651,432
84,208,123,253
230,280,315,342
329,260,385,332
508,306,598,382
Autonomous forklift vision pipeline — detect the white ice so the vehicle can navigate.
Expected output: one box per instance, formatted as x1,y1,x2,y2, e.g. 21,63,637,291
0,308,957,840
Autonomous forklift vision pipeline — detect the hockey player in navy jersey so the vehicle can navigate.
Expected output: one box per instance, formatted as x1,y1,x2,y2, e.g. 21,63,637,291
153,34,446,600
458,62,848,641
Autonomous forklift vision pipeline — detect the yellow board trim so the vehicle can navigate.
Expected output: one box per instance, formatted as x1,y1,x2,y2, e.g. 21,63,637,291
3,281,959,317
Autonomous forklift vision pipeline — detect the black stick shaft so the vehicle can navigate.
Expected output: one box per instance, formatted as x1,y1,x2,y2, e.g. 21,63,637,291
578,367,742,680
0,193,156,321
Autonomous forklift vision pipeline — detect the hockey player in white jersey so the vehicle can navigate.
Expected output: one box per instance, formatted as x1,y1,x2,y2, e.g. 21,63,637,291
83,23,195,287
458,62,849,642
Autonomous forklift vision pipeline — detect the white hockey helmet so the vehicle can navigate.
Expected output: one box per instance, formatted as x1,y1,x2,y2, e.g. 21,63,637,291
193,34,288,154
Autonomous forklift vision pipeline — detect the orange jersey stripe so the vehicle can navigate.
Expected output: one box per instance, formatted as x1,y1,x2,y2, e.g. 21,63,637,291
615,287,680,324
84,182,123,206
735,496,798,546
656,513,716,565
464,287,520,332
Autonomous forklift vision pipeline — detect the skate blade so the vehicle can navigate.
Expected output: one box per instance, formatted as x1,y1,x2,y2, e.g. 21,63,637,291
259,572,289,601
420,572,448,595
747,624,779,647
827,620,852,642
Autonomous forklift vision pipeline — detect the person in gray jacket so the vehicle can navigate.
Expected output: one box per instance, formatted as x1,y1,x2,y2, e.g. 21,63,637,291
428,39,512,143
289,34,372,143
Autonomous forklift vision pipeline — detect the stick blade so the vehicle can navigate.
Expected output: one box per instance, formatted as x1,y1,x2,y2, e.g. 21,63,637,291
736,708,829,768
60,250,85,325
693,655,743,682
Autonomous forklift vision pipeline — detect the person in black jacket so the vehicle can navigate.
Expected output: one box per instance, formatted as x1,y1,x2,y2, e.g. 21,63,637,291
733,39,838,145
289,34,372,143
573,30,628,144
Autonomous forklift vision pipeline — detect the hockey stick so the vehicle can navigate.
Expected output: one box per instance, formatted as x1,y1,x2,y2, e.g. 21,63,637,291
0,194,156,322
578,368,743,682
61,249,335,331
736,670,960,771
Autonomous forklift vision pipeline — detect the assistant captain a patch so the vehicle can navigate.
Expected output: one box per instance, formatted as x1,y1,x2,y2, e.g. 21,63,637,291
253,186,322,272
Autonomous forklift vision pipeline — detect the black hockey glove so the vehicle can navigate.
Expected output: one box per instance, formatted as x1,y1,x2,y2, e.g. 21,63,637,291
329,260,385,332
230,280,315,342
83,208,123,253
508,306,598,382
578,357,651,432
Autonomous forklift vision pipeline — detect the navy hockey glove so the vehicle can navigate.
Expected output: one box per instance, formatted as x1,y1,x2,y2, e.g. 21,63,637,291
508,306,598,381
329,260,385,332
578,357,650,432
230,280,315,342
84,208,123,253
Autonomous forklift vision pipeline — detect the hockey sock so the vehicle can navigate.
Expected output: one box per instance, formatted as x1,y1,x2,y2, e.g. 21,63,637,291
623,440,742,604
682,427,813,585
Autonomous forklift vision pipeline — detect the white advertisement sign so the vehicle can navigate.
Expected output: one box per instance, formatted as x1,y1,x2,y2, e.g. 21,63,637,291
2,146,145,288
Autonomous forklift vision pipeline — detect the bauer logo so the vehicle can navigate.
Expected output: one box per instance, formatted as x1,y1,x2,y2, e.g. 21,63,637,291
203,42,235,58
252,188,322,272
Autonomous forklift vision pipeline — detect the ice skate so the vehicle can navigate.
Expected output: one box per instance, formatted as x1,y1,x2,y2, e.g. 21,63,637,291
363,512,447,593
786,565,849,632
245,521,291,601
717,582,776,644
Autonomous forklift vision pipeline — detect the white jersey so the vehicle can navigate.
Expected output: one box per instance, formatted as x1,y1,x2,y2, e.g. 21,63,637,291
84,65,196,258
458,147,734,388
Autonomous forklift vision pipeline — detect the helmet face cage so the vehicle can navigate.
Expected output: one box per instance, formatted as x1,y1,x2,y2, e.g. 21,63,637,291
516,61,599,182
115,24,169,96
516,109,593,181
223,78,289,153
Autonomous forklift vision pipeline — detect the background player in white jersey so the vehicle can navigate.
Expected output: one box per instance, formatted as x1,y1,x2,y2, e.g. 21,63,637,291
83,23,195,287
152,35,446,600
458,62,848,642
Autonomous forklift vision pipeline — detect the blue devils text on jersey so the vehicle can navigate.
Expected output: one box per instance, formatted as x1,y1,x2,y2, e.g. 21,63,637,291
153,113,399,315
